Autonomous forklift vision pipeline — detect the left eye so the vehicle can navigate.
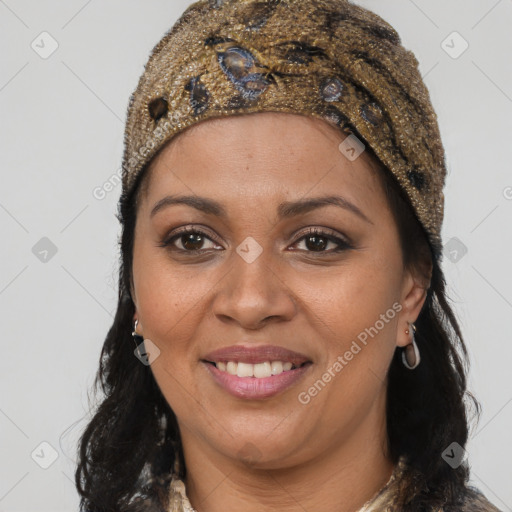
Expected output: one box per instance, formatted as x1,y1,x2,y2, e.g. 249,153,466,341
292,228,352,253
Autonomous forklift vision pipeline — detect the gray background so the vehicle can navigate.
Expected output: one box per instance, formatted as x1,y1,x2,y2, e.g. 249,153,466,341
1,0,511,510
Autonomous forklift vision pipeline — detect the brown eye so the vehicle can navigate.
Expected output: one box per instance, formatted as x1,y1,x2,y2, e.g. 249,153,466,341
180,232,206,251
293,228,352,254
160,227,221,253
303,234,330,251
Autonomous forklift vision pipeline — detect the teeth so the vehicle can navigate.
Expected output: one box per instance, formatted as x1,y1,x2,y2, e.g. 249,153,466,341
271,361,283,375
215,360,300,377
254,361,271,378
237,362,253,378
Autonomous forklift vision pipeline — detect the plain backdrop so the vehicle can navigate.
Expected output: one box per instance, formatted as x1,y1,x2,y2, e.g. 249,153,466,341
1,1,511,510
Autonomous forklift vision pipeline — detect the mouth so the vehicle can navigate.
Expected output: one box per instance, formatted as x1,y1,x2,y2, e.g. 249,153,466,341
201,345,313,399
203,360,310,378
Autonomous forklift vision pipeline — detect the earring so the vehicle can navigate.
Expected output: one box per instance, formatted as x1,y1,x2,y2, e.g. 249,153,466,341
132,319,143,345
402,322,420,370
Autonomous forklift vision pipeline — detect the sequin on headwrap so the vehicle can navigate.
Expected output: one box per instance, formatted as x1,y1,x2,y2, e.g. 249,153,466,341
121,0,447,262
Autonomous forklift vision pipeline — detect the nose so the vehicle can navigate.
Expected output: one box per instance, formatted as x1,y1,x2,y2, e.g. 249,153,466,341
211,243,297,330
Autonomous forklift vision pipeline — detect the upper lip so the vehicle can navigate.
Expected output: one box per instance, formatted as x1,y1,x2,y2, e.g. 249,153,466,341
202,345,311,365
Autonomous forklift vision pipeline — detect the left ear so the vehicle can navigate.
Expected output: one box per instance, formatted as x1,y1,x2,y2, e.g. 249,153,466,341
396,268,430,348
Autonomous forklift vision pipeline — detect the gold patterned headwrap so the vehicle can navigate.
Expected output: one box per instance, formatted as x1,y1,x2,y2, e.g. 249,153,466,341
121,0,447,261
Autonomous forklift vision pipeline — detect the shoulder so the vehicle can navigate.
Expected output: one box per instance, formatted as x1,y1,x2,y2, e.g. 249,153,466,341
445,484,503,512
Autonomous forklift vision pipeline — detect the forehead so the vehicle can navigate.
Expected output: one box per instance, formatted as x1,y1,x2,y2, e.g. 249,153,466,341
141,112,386,211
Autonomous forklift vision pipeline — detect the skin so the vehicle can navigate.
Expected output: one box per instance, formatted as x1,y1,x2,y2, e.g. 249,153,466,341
131,112,430,512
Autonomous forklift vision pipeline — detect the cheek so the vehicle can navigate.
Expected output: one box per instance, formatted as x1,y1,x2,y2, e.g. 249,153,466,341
302,257,400,342
298,258,401,400
132,240,208,358
297,276,399,427
132,244,209,422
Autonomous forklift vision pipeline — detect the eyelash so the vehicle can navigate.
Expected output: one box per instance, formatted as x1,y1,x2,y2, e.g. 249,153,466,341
159,226,353,255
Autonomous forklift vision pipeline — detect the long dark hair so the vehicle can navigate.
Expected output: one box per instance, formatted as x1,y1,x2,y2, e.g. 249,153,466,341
75,141,480,511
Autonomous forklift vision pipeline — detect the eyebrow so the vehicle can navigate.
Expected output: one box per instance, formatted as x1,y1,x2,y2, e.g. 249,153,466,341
150,194,373,224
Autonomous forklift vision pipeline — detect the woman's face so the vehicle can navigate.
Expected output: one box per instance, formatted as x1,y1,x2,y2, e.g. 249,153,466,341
131,112,427,470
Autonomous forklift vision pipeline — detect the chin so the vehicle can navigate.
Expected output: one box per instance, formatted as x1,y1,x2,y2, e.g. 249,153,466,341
213,430,308,470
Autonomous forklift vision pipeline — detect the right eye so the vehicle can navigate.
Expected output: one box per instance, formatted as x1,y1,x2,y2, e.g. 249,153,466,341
159,226,223,253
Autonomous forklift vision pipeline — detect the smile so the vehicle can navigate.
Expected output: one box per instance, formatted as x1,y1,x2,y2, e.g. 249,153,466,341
202,344,313,399
208,360,308,378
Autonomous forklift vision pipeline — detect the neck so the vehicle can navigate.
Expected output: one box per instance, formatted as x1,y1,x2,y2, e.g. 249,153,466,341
180,396,394,512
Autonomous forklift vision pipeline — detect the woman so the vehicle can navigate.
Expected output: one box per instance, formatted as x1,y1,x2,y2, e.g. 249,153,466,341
75,0,502,510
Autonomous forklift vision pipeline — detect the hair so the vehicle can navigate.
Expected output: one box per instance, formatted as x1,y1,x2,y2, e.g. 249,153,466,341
75,127,480,512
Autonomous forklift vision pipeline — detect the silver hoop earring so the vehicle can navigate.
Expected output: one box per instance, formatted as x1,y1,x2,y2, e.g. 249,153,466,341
132,319,143,344
402,323,420,370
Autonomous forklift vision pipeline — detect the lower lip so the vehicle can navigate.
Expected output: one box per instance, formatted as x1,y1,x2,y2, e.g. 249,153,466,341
203,362,312,400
